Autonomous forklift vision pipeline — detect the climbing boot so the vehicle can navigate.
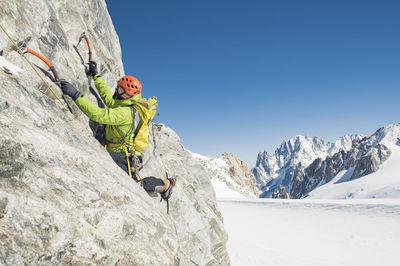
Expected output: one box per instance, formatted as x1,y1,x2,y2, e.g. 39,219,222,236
161,178,177,200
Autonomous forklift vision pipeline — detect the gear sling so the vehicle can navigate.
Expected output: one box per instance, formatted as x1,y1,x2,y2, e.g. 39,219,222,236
106,97,158,179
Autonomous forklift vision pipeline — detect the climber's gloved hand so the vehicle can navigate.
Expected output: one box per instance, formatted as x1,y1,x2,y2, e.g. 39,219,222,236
60,80,81,101
87,61,98,77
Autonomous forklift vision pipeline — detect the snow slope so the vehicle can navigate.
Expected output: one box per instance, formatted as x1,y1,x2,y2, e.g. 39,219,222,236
309,144,400,199
211,179,246,199
219,198,400,266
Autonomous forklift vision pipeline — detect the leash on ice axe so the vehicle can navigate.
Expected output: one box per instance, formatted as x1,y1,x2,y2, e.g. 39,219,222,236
0,23,67,109
73,32,93,75
15,41,74,113
73,32,105,108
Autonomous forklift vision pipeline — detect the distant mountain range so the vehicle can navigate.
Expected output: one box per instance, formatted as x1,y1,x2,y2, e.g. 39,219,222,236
252,124,400,199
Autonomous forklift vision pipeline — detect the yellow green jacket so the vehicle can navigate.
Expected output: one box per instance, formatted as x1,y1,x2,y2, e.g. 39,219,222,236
75,75,141,154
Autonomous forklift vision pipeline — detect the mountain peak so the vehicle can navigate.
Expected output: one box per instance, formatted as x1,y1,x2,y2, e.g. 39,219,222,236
370,123,400,146
253,124,400,199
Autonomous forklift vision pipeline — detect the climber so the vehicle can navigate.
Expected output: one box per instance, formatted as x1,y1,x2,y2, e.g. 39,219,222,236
60,61,176,201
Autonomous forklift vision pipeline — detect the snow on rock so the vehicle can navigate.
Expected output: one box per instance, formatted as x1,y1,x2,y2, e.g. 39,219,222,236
309,139,400,199
0,1,229,265
253,134,364,198
255,124,400,199
191,152,259,199
299,124,400,199
328,134,366,155
0,56,23,76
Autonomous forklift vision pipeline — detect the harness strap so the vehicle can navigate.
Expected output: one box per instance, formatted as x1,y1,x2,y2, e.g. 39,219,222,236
109,124,134,177
133,116,143,140
106,141,135,147
106,106,143,179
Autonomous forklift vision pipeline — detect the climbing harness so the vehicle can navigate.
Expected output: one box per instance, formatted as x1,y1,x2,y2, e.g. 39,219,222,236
107,106,141,179
0,23,66,108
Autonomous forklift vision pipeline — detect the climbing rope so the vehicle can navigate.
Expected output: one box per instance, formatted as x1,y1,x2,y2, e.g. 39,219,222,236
0,23,66,108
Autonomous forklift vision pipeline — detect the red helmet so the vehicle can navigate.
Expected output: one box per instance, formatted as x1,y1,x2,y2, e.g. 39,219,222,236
115,75,142,99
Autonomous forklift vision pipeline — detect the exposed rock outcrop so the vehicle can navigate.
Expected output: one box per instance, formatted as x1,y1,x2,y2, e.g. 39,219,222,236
271,185,290,199
192,152,258,198
220,153,259,197
0,1,229,265
351,143,391,180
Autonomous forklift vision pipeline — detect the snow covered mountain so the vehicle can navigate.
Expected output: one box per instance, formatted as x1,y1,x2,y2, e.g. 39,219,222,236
253,134,365,198
253,124,400,199
307,124,400,199
192,152,259,199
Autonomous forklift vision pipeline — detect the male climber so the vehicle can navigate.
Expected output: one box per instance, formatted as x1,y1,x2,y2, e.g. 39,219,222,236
60,61,175,201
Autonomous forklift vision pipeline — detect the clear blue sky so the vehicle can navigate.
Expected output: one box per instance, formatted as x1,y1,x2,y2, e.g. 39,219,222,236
105,0,400,166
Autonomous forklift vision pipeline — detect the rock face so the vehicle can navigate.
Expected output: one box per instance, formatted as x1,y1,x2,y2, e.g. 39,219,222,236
221,153,259,197
254,125,399,199
192,152,259,198
271,185,289,199
0,1,229,265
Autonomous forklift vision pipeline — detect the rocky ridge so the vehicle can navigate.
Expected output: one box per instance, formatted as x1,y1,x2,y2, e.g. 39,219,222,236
254,125,400,199
0,1,229,265
253,134,364,198
192,152,259,198
291,124,399,199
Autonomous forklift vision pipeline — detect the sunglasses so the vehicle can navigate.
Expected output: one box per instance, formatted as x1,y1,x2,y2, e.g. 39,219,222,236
114,84,134,99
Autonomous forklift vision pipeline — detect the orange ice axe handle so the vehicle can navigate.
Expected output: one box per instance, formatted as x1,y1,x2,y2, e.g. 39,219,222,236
25,48,60,81
82,34,92,61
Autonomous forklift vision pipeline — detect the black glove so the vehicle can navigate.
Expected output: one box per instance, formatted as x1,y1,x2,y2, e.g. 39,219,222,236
60,80,81,101
87,61,98,77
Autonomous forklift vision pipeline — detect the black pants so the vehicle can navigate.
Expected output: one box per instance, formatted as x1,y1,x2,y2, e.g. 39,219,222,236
109,153,164,192
110,153,131,174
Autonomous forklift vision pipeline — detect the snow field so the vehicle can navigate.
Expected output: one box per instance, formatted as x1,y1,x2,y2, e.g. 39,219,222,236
309,144,400,199
219,199,400,266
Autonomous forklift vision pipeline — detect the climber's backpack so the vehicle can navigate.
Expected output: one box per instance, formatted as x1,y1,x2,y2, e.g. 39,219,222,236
109,96,157,178
110,96,157,152
130,96,158,152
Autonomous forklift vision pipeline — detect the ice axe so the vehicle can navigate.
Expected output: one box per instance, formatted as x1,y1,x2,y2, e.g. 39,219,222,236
0,23,68,109
15,41,74,112
73,32,105,109
73,32,92,76
17,42,60,84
